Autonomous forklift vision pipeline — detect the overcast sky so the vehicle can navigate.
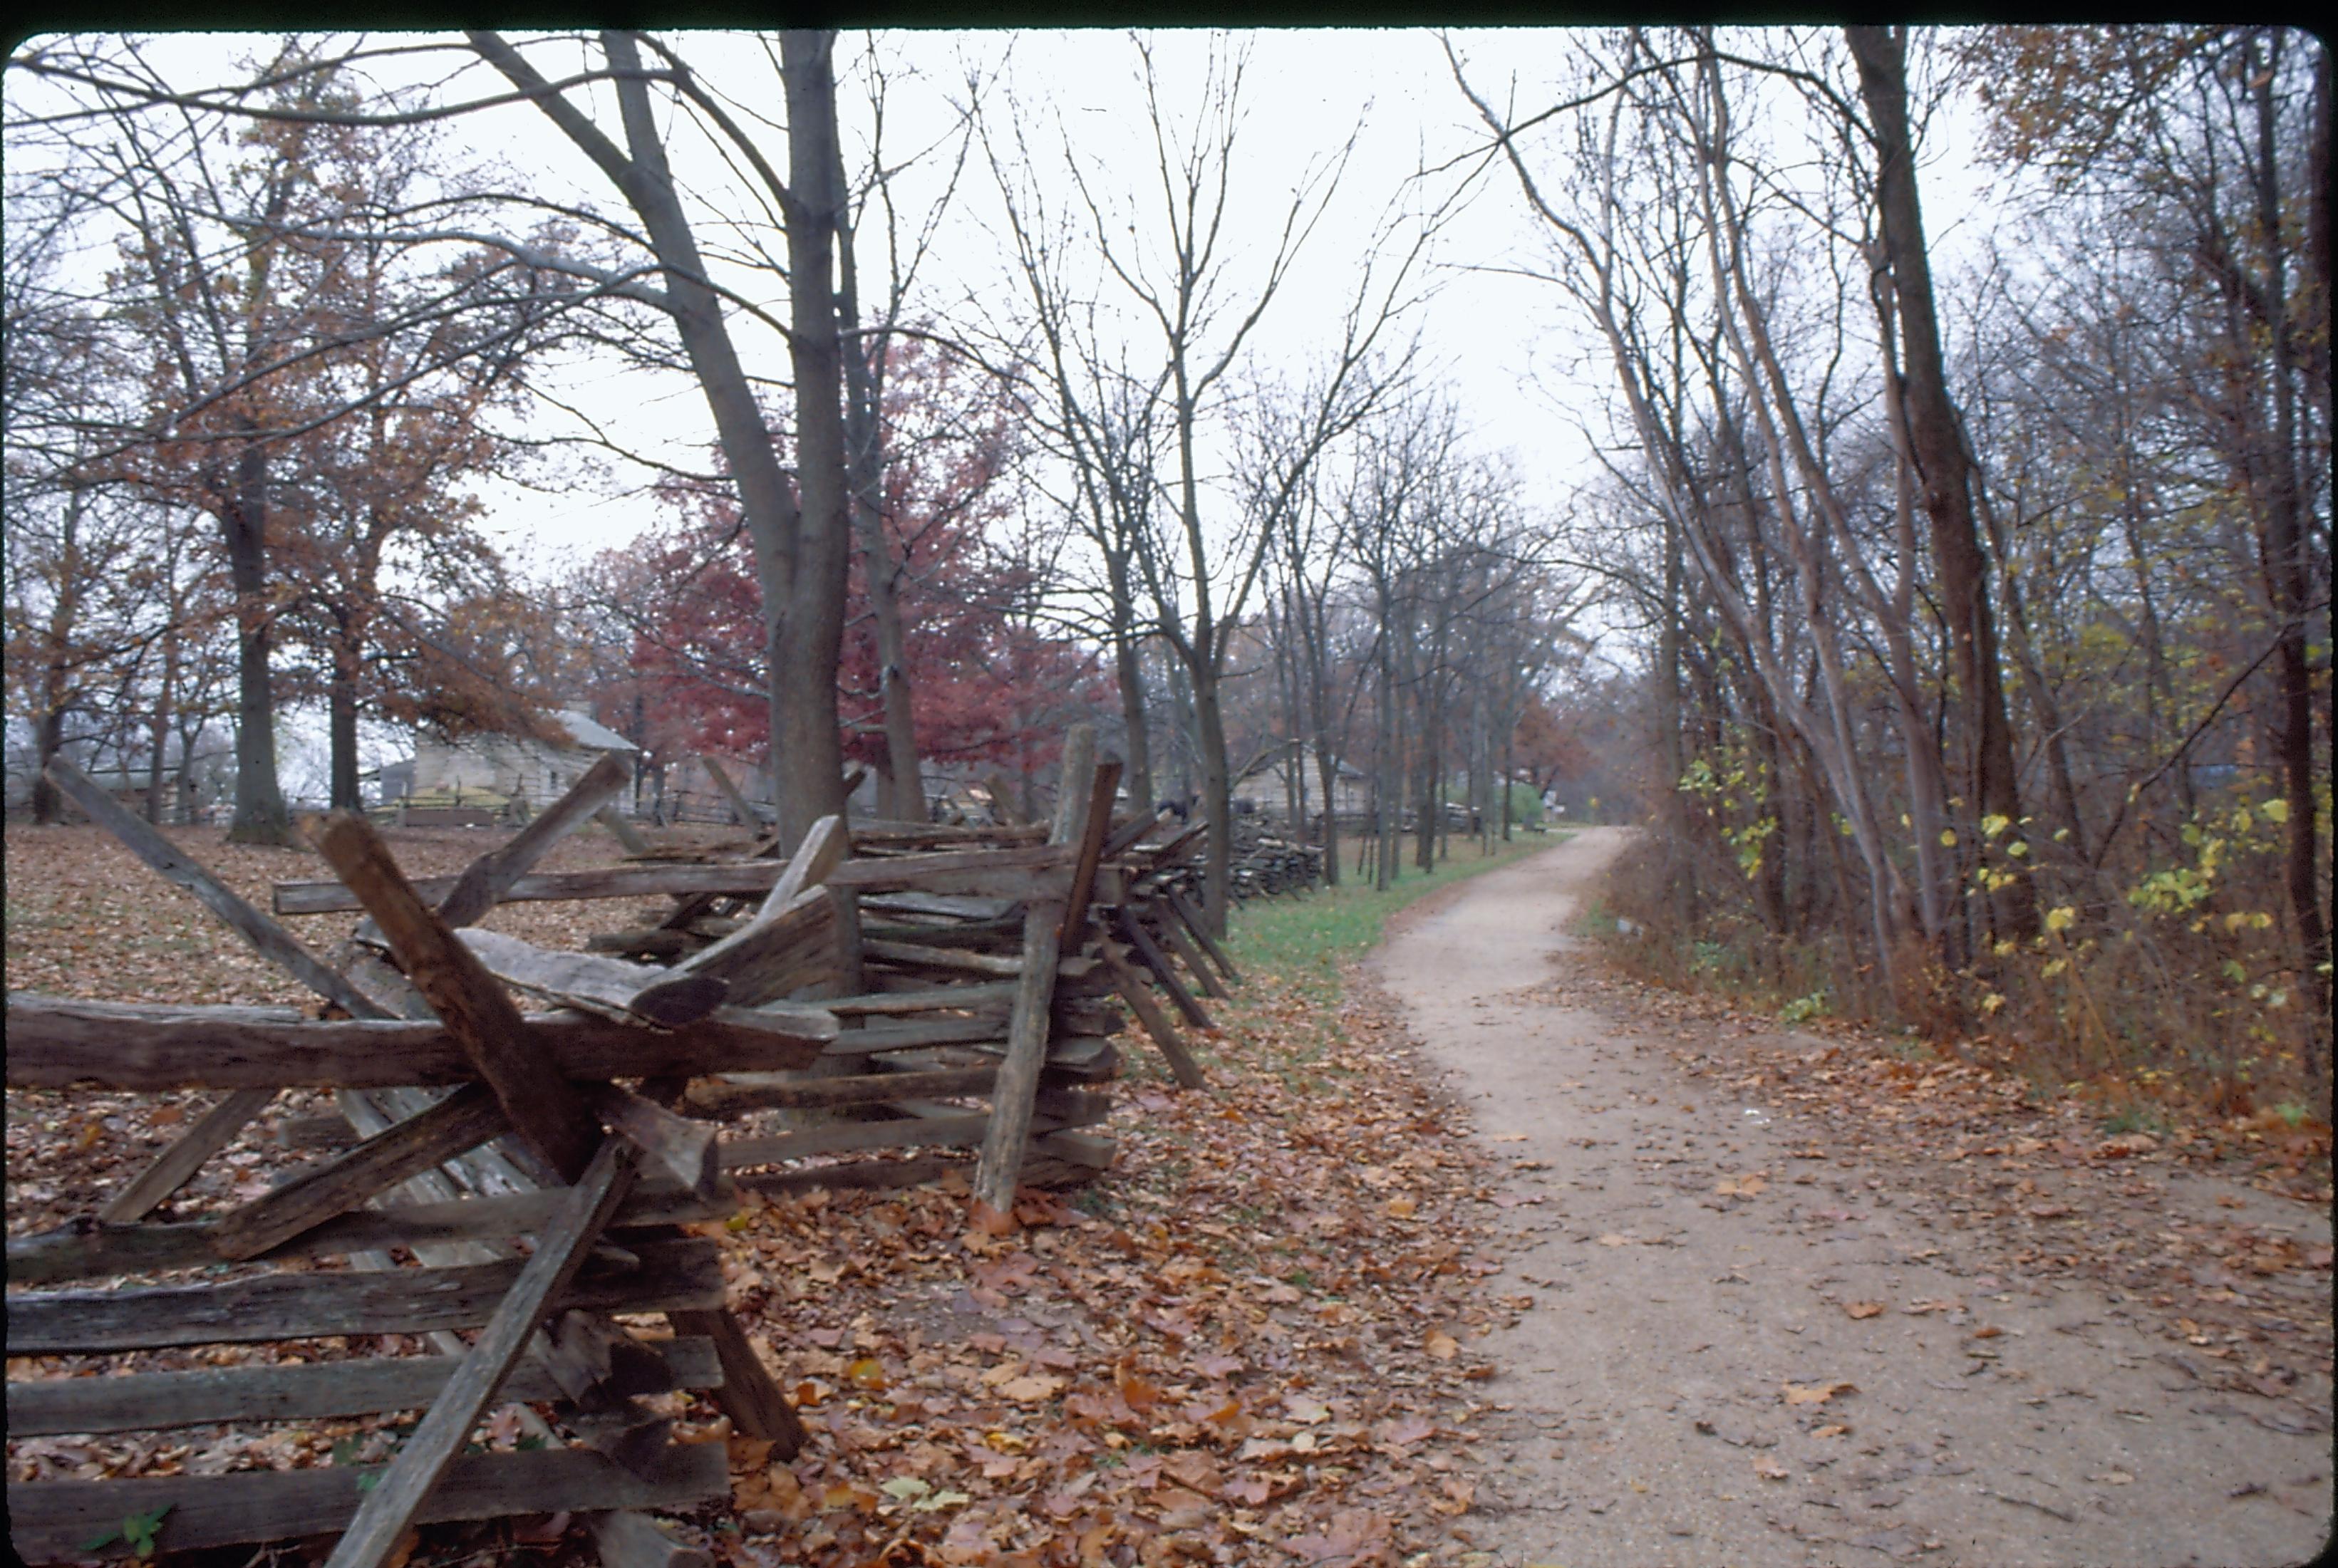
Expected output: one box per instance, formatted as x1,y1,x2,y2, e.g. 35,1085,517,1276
7,28,2002,573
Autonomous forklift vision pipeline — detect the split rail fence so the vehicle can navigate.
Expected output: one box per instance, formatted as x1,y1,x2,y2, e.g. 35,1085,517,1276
5,725,1241,1564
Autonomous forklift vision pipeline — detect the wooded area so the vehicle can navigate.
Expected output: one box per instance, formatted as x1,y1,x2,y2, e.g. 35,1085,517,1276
4,21,2329,1564
1453,26,2329,1116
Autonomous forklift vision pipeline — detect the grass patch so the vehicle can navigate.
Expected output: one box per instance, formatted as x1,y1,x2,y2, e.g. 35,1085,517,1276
1220,831,1565,1006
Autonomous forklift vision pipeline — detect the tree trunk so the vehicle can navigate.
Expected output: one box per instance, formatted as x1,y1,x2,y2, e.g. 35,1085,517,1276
477,31,850,854
832,148,921,823
768,31,855,848
2244,31,2330,1040
1847,24,2032,938
1109,555,1154,812
327,613,363,811
1193,662,1233,937
224,438,294,846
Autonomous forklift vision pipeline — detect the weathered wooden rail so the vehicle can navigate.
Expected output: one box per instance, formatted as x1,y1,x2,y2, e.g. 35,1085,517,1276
6,732,1244,1562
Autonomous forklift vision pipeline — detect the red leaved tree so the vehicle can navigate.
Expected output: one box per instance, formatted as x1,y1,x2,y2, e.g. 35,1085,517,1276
594,340,1112,813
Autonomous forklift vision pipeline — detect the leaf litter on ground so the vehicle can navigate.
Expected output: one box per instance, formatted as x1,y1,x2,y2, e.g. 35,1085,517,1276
5,823,1521,1566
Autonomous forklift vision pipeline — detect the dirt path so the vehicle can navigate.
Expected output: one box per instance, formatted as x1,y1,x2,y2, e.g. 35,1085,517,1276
1371,828,2333,1568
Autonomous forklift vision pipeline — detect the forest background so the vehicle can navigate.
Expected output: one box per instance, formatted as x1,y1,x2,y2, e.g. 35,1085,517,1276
5,25,2329,1121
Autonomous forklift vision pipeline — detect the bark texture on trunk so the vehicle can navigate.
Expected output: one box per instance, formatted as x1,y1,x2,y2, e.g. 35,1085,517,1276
1846,24,2031,938
224,439,294,846
832,140,921,822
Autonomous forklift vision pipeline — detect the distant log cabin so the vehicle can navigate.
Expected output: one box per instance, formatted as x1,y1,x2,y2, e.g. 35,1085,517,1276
405,707,641,810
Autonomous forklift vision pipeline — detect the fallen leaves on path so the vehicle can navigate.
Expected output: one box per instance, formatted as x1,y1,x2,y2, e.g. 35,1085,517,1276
1781,1380,1857,1406
1521,964,2335,1425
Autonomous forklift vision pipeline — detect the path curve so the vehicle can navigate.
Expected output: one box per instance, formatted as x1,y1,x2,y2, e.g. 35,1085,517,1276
1371,827,2332,1568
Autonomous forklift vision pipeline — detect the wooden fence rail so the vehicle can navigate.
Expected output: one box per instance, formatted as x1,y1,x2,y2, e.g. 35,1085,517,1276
7,735,1243,1564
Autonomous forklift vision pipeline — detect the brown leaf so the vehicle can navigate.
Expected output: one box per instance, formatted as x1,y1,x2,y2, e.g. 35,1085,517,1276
1424,1329,1460,1360
1783,1380,1857,1406
1846,1300,1886,1319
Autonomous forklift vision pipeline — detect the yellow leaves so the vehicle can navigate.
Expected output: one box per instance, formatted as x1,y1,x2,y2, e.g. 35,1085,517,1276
1843,1300,1886,1319
1781,1379,1856,1406
1980,992,2007,1014
1385,1196,1418,1219
1423,1329,1460,1361
1982,813,2012,840
2045,905,2077,933
845,1356,888,1391
2260,796,2290,824
1938,828,1959,848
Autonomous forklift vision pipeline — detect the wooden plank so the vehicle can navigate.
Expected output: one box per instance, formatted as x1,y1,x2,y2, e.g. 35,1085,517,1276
276,1111,358,1149
732,1156,953,1198
314,812,599,1180
973,727,1092,1225
1152,903,1231,1000
596,804,653,856
42,757,388,1021
663,1305,804,1454
713,1094,1108,1174
5,1339,723,1438
647,814,847,1012
755,812,849,918
455,929,728,1026
983,771,1024,825
1058,758,1124,947
587,1510,713,1568
850,821,1049,848
6,1183,731,1289
435,752,631,928
825,980,1018,1017
4,1441,728,1563
325,1136,637,1568
1100,945,1205,1089
587,1084,720,1199
683,1064,998,1118
1117,907,1214,1029
831,1016,1010,1055
1030,1129,1117,1170
1101,806,1171,861
98,1087,279,1223
659,886,836,1008
6,1237,724,1355
275,861,791,917
861,938,1025,977
209,1085,510,1262
5,993,832,1091
1164,886,1243,983
856,915,1023,947
700,755,766,826
722,1114,998,1166
824,842,1072,891
858,891,1018,921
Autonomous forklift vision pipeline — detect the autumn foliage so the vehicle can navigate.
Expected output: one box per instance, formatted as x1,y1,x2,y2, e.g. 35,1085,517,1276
604,342,1110,782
